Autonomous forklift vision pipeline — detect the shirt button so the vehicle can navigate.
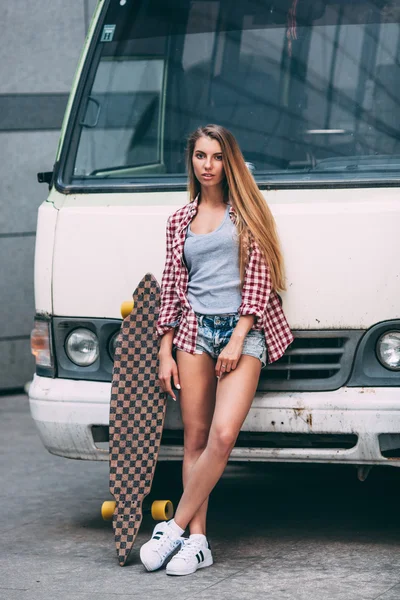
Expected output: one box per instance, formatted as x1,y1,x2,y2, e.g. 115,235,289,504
215,317,220,324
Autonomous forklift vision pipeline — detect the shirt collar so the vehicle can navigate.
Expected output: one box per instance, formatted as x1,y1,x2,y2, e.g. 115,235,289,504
188,194,200,218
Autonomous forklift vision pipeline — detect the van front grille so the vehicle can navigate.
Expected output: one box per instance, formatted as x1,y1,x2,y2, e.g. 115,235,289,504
258,331,364,392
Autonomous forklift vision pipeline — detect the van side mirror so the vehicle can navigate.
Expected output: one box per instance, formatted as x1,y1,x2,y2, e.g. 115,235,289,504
37,171,53,185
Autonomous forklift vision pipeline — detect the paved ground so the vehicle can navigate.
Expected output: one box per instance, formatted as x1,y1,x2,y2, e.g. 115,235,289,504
2,393,400,600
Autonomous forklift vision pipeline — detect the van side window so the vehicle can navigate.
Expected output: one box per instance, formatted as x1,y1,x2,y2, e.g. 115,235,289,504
75,58,165,177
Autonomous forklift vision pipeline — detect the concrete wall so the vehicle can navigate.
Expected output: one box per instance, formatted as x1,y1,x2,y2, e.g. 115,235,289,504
0,0,98,390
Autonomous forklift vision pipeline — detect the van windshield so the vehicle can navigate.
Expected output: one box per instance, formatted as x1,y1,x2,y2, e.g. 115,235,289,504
67,0,400,186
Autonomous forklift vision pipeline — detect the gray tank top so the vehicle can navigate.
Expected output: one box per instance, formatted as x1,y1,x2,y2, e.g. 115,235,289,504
184,205,242,314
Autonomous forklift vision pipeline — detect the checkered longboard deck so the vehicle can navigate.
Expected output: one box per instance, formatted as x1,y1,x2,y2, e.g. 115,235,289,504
109,273,165,566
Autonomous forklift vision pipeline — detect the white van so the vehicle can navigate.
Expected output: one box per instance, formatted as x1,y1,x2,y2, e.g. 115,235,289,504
30,0,400,478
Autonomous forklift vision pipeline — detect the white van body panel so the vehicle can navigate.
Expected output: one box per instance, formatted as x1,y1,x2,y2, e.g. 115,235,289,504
50,187,400,327
30,186,400,464
34,201,58,314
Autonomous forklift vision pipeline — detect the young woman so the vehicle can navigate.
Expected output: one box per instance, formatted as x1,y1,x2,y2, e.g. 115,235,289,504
140,124,293,576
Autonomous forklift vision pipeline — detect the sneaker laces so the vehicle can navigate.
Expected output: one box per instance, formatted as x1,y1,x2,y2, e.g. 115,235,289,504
154,531,183,560
175,538,204,563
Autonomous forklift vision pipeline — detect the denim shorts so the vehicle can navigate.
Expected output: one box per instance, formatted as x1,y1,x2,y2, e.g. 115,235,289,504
194,313,267,368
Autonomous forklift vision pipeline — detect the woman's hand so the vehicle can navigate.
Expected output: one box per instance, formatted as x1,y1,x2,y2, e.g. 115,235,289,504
215,336,244,379
215,315,255,378
158,352,180,401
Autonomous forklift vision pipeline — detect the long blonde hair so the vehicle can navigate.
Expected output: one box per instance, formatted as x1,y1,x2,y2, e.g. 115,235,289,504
186,124,286,292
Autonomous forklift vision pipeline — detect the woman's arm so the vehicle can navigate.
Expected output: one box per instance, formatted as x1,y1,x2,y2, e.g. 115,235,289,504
157,216,182,399
158,329,180,400
157,216,182,337
238,237,272,327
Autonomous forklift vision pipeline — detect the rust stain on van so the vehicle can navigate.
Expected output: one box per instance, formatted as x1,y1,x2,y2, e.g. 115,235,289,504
293,407,304,418
293,408,313,429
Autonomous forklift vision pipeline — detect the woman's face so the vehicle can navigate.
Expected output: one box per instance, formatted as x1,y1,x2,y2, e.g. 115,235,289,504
192,136,225,189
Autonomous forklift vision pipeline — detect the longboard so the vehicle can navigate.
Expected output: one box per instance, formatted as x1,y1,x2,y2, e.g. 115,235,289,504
108,273,167,566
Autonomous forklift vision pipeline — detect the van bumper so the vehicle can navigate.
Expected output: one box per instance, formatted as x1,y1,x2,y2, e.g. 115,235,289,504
29,374,400,465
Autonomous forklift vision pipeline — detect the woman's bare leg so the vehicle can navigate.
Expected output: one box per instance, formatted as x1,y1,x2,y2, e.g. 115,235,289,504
176,350,217,535
173,355,261,530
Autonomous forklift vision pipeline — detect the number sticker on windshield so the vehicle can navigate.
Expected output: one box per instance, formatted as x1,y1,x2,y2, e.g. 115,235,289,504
101,25,116,42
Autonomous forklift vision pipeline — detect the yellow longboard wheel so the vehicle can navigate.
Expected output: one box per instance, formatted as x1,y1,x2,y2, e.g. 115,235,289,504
120,301,134,319
151,500,174,521
101,500,117,521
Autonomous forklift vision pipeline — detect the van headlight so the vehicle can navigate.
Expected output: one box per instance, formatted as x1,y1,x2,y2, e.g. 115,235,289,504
108,330,120,360
65,328,99,366
376,331,400,371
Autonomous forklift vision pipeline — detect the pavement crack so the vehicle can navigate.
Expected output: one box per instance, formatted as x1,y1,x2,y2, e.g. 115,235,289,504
373,582,400,600
181,557,264,600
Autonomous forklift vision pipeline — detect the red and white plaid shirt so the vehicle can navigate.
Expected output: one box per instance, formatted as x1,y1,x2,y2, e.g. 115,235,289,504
157,196,294,364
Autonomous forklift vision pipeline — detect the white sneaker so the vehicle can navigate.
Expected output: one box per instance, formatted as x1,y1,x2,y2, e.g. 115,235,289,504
140,521,183,572
166,534,213,576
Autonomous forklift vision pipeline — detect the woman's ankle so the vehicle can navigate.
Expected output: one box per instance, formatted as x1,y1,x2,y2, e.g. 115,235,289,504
168,518,185,536
189,530,207,537
189,523,206,536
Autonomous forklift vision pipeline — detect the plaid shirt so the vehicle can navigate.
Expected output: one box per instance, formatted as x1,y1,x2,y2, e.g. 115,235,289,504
157,196,294,364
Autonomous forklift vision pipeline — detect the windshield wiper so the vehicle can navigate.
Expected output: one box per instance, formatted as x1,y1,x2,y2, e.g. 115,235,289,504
313,155,400,172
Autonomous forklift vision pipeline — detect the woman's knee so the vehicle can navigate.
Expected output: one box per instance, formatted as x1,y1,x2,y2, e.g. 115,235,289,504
184,426,209,454
208,427,238,457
